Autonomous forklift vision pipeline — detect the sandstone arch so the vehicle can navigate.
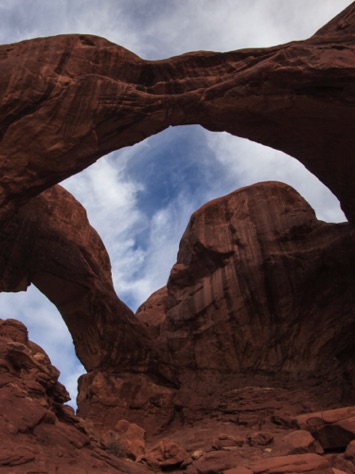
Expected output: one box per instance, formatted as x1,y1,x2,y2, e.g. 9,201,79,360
1,5,355,472
0,185,157,372
0,0,355,439
0,3,355,224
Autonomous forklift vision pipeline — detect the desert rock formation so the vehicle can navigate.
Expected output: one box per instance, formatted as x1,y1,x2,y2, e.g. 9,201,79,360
139,182,355,381
77,181,355,471
0,319,151,473
1,3,355,223
0,185,153,371
0,3,355,473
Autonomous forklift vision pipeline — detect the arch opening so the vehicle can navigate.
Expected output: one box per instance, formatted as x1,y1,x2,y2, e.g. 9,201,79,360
0,125,346,406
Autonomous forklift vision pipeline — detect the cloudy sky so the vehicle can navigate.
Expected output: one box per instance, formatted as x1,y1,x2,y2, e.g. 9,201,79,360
0,0,352,406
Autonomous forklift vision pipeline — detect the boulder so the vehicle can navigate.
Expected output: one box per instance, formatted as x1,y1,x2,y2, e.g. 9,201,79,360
344,439,355,464
247,432,274,447
213,433,245,450
100,420,146,461
145,438,188,469
295,407,355,450
279,430,324,455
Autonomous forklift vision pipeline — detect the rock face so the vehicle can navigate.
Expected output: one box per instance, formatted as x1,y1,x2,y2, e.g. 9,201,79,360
0,184,155,372
295,406,355,451
140,182,354,379
76,181,355,474
1,3,355,223
0,319,151,473
136,182,355,427
1,3,355,474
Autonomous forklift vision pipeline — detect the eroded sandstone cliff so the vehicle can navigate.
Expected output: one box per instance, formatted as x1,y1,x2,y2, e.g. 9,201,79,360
0,2,355,473
1,181,354,473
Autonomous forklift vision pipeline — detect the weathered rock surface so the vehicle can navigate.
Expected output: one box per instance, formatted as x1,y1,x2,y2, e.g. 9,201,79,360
144,437,188,469
2,178,352,474
0,184,156,372
135,182,355,426
295,406,355,451
2,180,353,472
100,420,146,462
1,3,355,223
0,318,151,473
78,181,355,471
247,453,331,473
278,430,324,455
345,439,355,464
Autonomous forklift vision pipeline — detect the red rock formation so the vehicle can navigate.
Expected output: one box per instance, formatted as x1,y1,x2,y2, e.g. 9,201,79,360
1,180,355,472
0,318,151,473
1,3,355,222
0,184,156,372
295,406,355,451
79,182,355,437
247,453,331,473
138,181,355,376
1,3,355,473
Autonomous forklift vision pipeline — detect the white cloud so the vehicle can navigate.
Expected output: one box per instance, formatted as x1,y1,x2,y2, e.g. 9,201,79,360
0,0,142,53
0,1,352,58
134,0,353,58
120,191,202,308
63,147,150,306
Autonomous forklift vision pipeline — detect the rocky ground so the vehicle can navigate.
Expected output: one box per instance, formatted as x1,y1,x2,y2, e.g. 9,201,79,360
0,317,354,473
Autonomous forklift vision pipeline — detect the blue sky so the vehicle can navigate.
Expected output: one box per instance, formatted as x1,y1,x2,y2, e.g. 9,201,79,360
0,0,352,406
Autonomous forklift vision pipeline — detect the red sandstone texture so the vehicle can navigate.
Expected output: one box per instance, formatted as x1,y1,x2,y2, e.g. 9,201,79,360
0,3,355,474
0,319,151,473
77,181,355,472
